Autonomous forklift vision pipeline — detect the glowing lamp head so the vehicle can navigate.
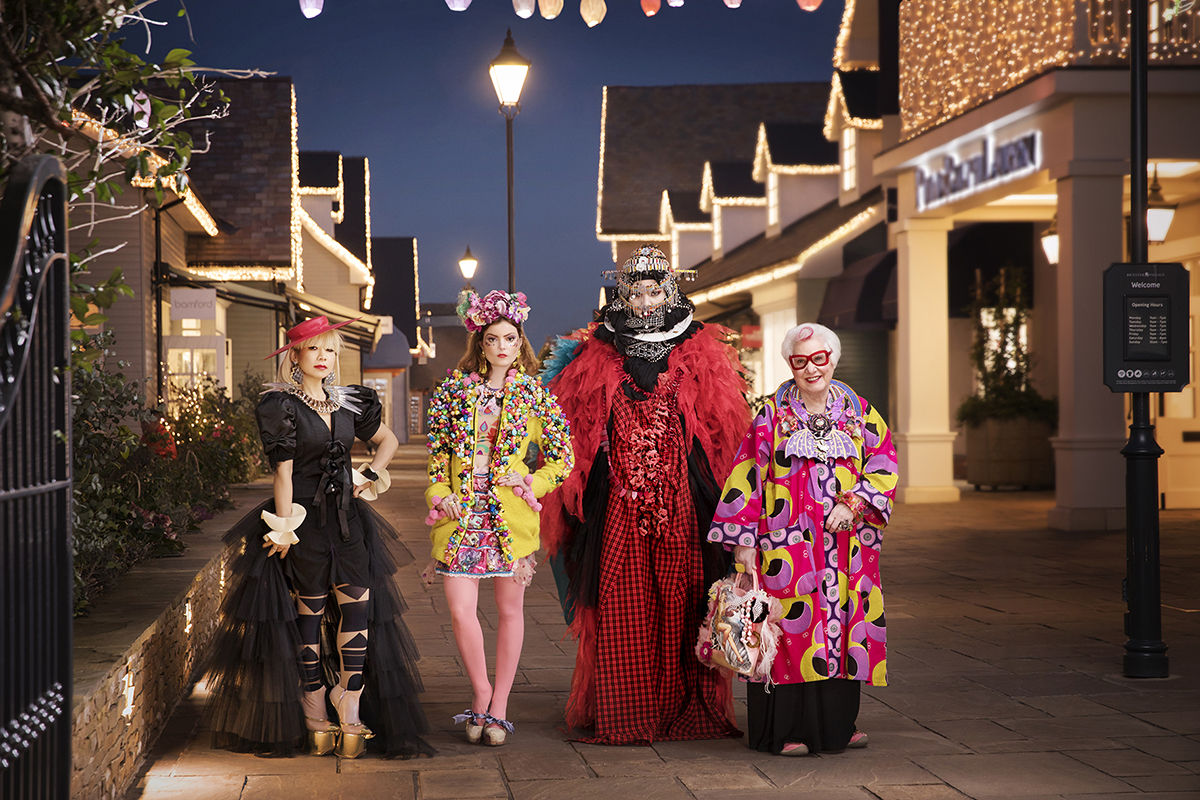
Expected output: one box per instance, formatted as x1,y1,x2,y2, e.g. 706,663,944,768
1040,216,1059,265
641,0,661,14
581,0,607,26
298,0,323,18
512,0,535,18
539,0,564,18
459,247,479,281
667,0,684,5
797,0,822,9
445,0,472,9
724,0,742,7
489,30,531,108
1147,167,1177,245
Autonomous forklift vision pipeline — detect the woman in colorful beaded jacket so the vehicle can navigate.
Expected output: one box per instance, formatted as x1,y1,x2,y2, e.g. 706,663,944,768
424,290,573,746
708,323,898,757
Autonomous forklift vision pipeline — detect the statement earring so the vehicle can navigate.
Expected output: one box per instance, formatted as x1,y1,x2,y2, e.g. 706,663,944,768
291,363,303,384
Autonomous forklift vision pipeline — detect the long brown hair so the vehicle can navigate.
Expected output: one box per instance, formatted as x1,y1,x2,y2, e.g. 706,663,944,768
456,319,538,378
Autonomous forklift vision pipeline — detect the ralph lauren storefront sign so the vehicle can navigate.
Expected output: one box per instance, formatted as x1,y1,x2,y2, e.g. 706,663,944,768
916,131,1040,211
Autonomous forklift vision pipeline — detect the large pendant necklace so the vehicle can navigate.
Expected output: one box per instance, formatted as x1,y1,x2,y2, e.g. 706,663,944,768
805,411,834,458
272,382,354,414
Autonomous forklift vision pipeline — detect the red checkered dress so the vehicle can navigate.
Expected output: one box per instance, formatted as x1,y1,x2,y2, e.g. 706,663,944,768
571,381,742,745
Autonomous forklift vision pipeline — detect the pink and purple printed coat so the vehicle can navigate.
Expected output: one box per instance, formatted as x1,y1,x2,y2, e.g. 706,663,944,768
707,379,898,688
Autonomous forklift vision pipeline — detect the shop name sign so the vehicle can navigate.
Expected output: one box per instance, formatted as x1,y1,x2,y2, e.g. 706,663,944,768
916,131,1040,211
170,288,216,320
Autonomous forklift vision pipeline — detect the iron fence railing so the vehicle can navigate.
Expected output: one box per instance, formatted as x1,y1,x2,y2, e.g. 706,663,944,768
0,155,73,800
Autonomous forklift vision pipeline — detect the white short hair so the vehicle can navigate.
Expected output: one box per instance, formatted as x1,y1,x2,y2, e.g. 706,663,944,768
780,323,841,368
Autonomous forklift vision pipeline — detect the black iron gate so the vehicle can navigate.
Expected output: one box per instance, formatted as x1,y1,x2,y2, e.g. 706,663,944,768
0,156,73,799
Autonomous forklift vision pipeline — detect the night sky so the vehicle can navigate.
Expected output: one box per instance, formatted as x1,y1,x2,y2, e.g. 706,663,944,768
135,0,843,346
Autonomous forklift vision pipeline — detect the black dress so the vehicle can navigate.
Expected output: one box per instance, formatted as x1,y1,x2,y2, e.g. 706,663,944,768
205,386,435,758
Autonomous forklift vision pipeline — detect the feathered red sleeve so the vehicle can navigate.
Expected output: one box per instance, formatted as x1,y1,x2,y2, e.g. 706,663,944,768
675,324,752,485
540,326,622,556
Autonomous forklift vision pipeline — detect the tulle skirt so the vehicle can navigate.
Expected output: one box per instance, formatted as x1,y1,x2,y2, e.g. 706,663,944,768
203,497,436,758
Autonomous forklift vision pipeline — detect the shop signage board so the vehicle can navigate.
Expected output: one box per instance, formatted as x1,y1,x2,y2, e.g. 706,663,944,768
170,287,217,320
916,130,1040,211
1103,262,1190,393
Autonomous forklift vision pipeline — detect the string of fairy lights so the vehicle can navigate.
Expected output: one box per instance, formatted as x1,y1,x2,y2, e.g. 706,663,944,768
901,0,1199,140
297,0,824,24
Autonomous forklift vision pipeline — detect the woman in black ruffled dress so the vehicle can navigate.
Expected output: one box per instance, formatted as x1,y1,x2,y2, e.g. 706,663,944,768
205,316,434,759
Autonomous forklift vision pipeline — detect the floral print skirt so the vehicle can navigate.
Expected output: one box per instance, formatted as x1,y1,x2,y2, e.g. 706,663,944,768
436,473,513,579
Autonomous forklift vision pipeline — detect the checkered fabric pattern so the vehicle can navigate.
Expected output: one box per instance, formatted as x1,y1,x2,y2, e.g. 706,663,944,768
573,389,742,745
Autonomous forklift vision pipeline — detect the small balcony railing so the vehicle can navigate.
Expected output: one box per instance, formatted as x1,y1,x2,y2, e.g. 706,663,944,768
900,0,1199,139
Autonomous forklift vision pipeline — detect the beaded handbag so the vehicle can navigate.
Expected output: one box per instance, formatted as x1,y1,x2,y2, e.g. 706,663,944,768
695,569,783,683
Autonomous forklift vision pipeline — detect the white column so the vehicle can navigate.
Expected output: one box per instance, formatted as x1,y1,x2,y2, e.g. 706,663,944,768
894,218,960,503
1048,174,1127,530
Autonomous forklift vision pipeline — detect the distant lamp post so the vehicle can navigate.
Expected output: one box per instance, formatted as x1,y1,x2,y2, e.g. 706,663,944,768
489,30,530,294
1147,166,1176,245
1040,215,1059,265
540,0,564,18
445,0,472,9
459,246,479,288
298,0,323,18
513,0,536,18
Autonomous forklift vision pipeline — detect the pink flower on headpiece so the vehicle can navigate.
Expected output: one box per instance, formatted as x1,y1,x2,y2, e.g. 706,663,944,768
458,289,531,332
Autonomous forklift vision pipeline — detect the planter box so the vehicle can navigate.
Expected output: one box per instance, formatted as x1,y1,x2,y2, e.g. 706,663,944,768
965,417,1055,489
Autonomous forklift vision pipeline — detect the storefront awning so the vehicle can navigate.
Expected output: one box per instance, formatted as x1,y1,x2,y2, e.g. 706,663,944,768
817,249,896,331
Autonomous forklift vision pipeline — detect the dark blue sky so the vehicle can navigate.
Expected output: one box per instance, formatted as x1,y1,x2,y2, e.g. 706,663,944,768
139,0,842,346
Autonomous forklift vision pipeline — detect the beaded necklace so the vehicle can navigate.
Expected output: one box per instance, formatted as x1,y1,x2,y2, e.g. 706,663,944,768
263,382,360,415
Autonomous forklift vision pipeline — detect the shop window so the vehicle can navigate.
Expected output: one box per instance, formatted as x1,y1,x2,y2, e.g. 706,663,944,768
842,128,857,192
181,318,201,337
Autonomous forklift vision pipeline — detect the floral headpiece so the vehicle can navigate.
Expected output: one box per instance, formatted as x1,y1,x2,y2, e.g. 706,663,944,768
456,289,531,333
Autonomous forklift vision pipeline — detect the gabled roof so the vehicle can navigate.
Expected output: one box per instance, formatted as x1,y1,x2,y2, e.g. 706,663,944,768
660,190,711,230
370,237,419,342
689,187,884,301
752,123,840,181
700,162,765,212
824,70,884,139
598,83,831,238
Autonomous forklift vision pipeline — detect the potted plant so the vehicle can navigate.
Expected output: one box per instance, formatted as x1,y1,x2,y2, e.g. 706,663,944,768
956,267,1058,489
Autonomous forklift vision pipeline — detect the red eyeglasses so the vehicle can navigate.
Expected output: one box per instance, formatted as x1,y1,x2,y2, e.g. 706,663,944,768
788,350,831,370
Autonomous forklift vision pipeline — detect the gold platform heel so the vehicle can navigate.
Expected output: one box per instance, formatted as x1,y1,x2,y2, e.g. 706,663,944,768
331,686,374,759
305,719,339,756
453,709,486,744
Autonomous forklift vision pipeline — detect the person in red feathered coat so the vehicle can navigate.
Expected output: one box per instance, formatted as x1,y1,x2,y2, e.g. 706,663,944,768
541,245,751,745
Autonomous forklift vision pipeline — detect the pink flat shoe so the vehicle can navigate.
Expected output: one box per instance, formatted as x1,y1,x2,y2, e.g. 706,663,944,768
780,742,809,756
847,731,868,748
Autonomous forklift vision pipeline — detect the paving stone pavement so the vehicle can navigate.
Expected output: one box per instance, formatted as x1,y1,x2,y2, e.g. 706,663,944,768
125,444,1200,800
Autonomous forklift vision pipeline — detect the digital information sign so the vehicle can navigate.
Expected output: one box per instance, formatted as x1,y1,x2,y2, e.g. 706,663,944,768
1103,263,1190,393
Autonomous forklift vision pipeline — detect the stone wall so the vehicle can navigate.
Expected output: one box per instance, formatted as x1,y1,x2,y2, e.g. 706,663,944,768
70,487,267,800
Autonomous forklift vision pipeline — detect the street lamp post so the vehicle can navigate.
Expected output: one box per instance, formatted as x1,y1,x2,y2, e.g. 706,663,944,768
489,30,530,294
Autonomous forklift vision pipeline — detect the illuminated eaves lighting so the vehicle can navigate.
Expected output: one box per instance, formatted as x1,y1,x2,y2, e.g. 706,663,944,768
753,122,840,181
692,206,878,304
823,72,883,141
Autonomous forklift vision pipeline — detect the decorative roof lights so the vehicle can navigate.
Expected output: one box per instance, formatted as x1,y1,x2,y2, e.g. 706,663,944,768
581,0,607,27
513,0,535,18
642,0,661,16
539,0,564,18
445,0,472,9
298,0,323,18
1147,166,1177,244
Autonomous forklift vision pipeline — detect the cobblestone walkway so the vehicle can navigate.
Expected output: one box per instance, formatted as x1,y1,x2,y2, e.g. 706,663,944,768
125,444,1200,800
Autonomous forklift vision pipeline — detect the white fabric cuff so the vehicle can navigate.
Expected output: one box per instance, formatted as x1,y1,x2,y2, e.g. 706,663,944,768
353,464,392,501
261,504,305,545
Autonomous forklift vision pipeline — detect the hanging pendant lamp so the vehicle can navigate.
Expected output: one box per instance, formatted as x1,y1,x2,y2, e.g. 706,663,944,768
581,0,607,26
539,0,564,18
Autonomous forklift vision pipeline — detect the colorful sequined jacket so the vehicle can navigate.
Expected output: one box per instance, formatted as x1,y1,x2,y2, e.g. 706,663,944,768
425,368,573,566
